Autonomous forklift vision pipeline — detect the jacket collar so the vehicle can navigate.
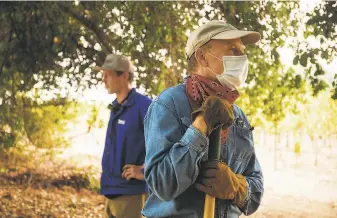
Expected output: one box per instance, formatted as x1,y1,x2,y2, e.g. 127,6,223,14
111,88,136,108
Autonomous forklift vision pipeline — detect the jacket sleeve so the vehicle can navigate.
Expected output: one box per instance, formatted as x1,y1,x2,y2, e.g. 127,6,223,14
144,96,208,201
239,109,264,215
235,106,264,216
240,149,264,215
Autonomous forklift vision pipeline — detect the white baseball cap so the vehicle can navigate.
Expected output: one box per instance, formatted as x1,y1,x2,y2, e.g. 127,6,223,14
186,20,261,59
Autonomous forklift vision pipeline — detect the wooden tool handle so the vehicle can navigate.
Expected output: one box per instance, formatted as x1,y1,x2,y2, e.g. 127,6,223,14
203,127,222,218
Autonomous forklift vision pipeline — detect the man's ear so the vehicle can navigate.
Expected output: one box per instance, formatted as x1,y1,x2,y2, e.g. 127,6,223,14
123,71,129,81
195,49,209,67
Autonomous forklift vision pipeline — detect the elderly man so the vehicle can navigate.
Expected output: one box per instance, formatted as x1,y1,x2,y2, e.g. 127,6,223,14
142,21,264,218
94,54,152,218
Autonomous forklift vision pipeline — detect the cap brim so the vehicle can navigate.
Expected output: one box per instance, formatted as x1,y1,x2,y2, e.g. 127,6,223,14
212,30,261,45
92,66,103,71
92,66,135,74
92,66,113,72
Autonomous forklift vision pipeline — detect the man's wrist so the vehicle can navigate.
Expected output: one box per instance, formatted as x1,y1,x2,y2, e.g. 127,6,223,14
192,115,208,136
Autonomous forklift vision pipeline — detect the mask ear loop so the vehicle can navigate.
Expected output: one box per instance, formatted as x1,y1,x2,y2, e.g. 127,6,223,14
207,52,222,61
210,52,226,75
194,48,215,75
194,48,214,65
204,51,225,77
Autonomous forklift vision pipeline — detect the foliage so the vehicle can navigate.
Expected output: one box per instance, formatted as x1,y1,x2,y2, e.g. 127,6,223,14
0,2,103,93
86,103,105,133
24,101,79,149
294,142,301,155
274,89,337,153
0,2,91,149
0,95,79,149
295,1,337,98
1,1,336,147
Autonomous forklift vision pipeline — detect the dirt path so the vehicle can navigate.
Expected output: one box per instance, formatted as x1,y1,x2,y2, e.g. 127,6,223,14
249,193,337,218
1,151,336,218
0,185,105,218
1,182,336,218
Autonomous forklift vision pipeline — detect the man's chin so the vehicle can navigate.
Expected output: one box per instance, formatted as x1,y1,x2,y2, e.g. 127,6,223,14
107,89,115,94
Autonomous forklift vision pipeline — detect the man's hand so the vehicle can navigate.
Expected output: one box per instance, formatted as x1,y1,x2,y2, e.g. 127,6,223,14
194,160,248,208
121,164,144,181
192,96,234,136
192,115,208,135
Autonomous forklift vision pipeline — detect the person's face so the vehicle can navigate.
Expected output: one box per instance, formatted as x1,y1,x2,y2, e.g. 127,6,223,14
195,38,246,80
207,39,246,75
102,70,127,94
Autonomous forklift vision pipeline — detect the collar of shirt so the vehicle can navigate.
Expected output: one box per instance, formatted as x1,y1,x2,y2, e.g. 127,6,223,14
109,88,136,112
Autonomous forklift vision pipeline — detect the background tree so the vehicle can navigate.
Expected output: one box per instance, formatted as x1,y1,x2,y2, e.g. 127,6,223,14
295,1,337,98
0,1,335,149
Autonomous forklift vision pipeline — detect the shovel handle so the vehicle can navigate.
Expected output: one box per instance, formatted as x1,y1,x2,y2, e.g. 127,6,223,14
203,127,222,218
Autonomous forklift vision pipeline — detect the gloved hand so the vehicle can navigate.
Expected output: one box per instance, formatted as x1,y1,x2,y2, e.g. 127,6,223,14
194,160,248,208
192,96,234,136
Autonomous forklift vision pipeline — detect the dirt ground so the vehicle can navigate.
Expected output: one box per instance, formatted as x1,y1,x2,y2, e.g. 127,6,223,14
249,148,337,218
1,172,336,218
249,192,337,218
0,150,104,218
0,185,105,218
1,184,337,218
1,147,337,218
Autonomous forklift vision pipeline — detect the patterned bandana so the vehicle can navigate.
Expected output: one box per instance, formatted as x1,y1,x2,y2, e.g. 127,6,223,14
186,74,240,144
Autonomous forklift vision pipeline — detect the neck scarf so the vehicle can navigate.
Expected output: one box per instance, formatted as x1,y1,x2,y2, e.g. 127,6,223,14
186,74,239,144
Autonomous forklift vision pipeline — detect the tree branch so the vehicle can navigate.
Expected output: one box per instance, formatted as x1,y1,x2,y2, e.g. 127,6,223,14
21,96,35,147
0,27,12,78
214,1,228,22
58,2,114,53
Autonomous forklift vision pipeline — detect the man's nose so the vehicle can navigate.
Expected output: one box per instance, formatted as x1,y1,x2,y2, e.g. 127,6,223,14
235,49,245,56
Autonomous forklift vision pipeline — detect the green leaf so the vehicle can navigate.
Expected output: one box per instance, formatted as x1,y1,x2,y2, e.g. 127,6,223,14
299,54,308,67
293,55,299,65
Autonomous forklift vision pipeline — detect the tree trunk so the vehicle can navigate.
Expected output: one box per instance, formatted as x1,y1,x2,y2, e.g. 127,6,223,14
311,135,318,167
274,125,278,170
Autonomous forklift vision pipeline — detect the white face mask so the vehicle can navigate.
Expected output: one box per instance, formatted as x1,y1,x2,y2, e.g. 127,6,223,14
207,53,249,90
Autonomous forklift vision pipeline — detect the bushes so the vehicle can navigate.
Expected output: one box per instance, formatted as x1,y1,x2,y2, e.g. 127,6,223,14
0,96,79,150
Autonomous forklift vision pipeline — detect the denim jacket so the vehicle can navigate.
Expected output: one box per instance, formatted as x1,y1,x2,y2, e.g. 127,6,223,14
142,83,263,218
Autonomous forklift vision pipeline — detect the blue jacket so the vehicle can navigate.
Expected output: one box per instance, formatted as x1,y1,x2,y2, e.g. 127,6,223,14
100,88,152,195
142,83,263,218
